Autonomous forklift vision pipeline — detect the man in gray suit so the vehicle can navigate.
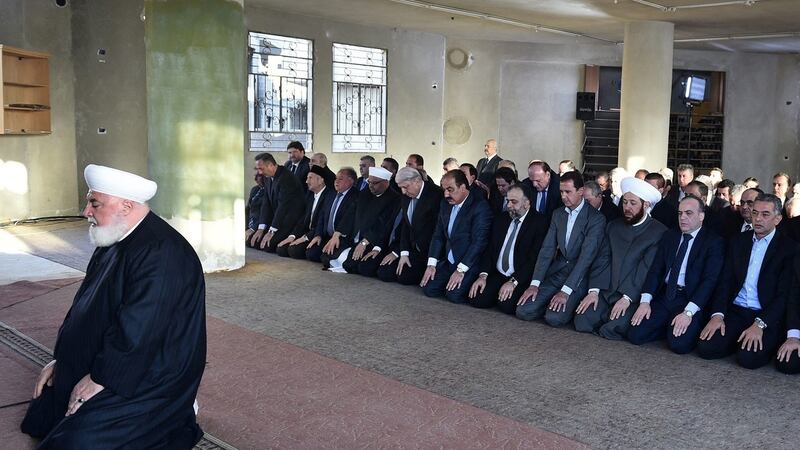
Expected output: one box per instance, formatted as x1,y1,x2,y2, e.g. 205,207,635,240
516,171,606,326
574,177,667,339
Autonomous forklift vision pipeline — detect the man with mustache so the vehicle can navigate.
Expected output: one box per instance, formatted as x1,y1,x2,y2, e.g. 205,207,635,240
574,177,667,339
22,165,206,449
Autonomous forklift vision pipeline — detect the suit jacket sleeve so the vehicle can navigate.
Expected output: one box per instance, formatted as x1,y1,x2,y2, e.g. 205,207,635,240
788,256,800,331
588,233,612,291
458,200,492,270
292,192,314,237
621,234,662,302
689,235,725,310
641,237,669,296
258,179,274,228
532,215,559,282
427,201,448,261
270,175,302,230
564,212,606,292
710,235,741,315
760,244,795,327
334,193,357,238
480,218,503,274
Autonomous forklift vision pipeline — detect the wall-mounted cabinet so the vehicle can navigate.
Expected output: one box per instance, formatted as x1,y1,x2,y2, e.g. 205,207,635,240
1,45,51,135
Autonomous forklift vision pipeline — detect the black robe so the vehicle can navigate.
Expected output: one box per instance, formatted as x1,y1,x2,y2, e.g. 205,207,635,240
23,212,207,449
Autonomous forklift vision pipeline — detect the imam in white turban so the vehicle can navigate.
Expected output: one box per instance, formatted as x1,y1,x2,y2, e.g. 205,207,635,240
620,177,661,207
84,164,158,203
368,166,393,181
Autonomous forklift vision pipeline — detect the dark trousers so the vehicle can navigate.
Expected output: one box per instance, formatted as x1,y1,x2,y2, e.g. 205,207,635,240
261,228,293,253
573,291,635,340
776,340,800,374
376,251,428,285
305,238,327,262
515,267,587,327
423,260,479,304
468,272,526,315
696,305,782,369
627,291,704,354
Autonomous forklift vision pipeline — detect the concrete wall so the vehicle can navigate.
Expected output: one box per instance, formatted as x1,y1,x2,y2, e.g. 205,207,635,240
0,0,78,222
71,0,148,200
445,38,800,185
244,6,446,182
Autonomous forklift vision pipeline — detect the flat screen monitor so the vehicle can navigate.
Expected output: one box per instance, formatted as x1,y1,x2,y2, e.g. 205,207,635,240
684,76,706,102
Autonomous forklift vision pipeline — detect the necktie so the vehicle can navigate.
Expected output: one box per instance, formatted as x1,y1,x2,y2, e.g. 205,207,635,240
327,192,344,235
447,204,460,264
407,197,417,224
743,223,752,232
538,190,547,213
501,218,520,273
666,233,693,301
291,164,297,174
360,179,367,190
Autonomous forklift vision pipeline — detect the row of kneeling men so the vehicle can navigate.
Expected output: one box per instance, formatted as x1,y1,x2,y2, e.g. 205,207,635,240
245,153,799,375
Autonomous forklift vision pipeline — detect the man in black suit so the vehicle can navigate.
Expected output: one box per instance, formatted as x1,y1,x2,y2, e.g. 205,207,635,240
720,187,761,240
307,167,358,262
420,169,492,303
460,163,490,199
245,173,267,240
376,167,442,285
355,155,375,192
468,183,547,314
275,166,334,259
711,179,735,213
685,180,724,236
664,163,694,208
381,157,401,193
476,139,502,186
489,167,518,216
249,152,305,252
776,257,800,374
284,141,311,189
310,152,336,188
516,171,606,327
583,180,621,223
336,167,401,274
522,160,562,222
628,195,725,354
646,172,678,230
697,194,799,369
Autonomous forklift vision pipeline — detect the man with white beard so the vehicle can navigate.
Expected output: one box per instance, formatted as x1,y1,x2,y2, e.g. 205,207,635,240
21,164,207,449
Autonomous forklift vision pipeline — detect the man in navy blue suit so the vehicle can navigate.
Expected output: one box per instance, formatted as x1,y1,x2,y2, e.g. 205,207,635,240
696,194,798,369
420,169,492,303
627,195,725,353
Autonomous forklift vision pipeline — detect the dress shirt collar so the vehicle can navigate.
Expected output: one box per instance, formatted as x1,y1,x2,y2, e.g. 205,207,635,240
753,227,776,244
313,186,326,200
415,182,425,200
453,193,469,209
514,209,529,224
565,199,585,214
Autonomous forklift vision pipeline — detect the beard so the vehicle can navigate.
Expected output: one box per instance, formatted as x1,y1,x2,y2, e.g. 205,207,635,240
623,205,646,225
88,215,129,247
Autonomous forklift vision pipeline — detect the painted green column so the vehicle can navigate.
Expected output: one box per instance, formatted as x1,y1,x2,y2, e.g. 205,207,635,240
145,0,245,272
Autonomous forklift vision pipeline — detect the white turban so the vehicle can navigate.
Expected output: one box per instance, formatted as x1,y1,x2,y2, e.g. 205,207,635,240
368,166,393,181
620,177,661,207
84,164,158,203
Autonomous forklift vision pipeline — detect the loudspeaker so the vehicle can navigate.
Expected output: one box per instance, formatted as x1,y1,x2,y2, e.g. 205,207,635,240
576,92,595,121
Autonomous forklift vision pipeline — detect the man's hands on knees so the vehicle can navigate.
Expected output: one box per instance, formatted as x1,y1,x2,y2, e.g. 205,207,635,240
777,337,800,363
518,285,538,306
33,360,56,399
576,291,599,315
420,265,436,287
630,303,651,326
671,312,692,337
446,271,465,291
699,315,725,340
609,297,631,321
548,291,569,313
737,322,764,352
66,374,104,416
469,274,487,299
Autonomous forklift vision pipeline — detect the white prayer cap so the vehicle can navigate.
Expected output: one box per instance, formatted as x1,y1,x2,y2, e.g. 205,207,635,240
84,164,158,203
621,177,661,206
368,166,393,181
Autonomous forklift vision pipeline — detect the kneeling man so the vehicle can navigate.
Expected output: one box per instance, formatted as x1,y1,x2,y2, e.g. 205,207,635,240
574,177,667,339
22,165,206,449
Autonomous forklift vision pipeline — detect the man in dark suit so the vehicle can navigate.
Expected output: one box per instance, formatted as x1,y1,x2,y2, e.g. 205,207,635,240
628,195,725,353
476,139,502,186
249,152,305,253
711,179,735,213
645,172,678,230
664,163,694,209
720,187,761,240
697,194,799,369
420,169,492,303
377,167,442,285
522,160,563,223
310,152,336,188
307,167,359,262
336,167,401,274
489,167,518,216
685,180,724,236
516,171,606,327
776,255,800,374
275,166,334,259
468,183,547,314
284,141,311,189
583,180,621,223
574,177,667,339
355,155,375,192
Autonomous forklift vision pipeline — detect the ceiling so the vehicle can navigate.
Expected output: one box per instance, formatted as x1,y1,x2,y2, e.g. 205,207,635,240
246,0,800,53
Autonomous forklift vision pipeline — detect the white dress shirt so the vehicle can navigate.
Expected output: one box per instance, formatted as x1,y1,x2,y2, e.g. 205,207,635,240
640,226,701,313
530,200,585,296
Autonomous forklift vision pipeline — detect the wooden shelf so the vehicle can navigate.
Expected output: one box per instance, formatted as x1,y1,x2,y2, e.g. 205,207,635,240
1,44,51,135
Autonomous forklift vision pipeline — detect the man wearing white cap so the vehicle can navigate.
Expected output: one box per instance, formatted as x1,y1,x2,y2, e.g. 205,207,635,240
573,177,667,340
327,166,401,274
22,164,206,449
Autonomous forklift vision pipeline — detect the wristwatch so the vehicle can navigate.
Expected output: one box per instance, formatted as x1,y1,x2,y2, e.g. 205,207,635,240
360,239,369,246
456,266,466,274
683,309,694,318
509,277,518,287
754,317,767,330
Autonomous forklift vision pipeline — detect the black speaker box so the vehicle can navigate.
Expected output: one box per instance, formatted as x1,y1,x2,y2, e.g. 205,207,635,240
576,92,596,121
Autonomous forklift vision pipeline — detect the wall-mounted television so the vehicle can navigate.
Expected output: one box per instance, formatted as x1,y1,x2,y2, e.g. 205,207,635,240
684,76,707,102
